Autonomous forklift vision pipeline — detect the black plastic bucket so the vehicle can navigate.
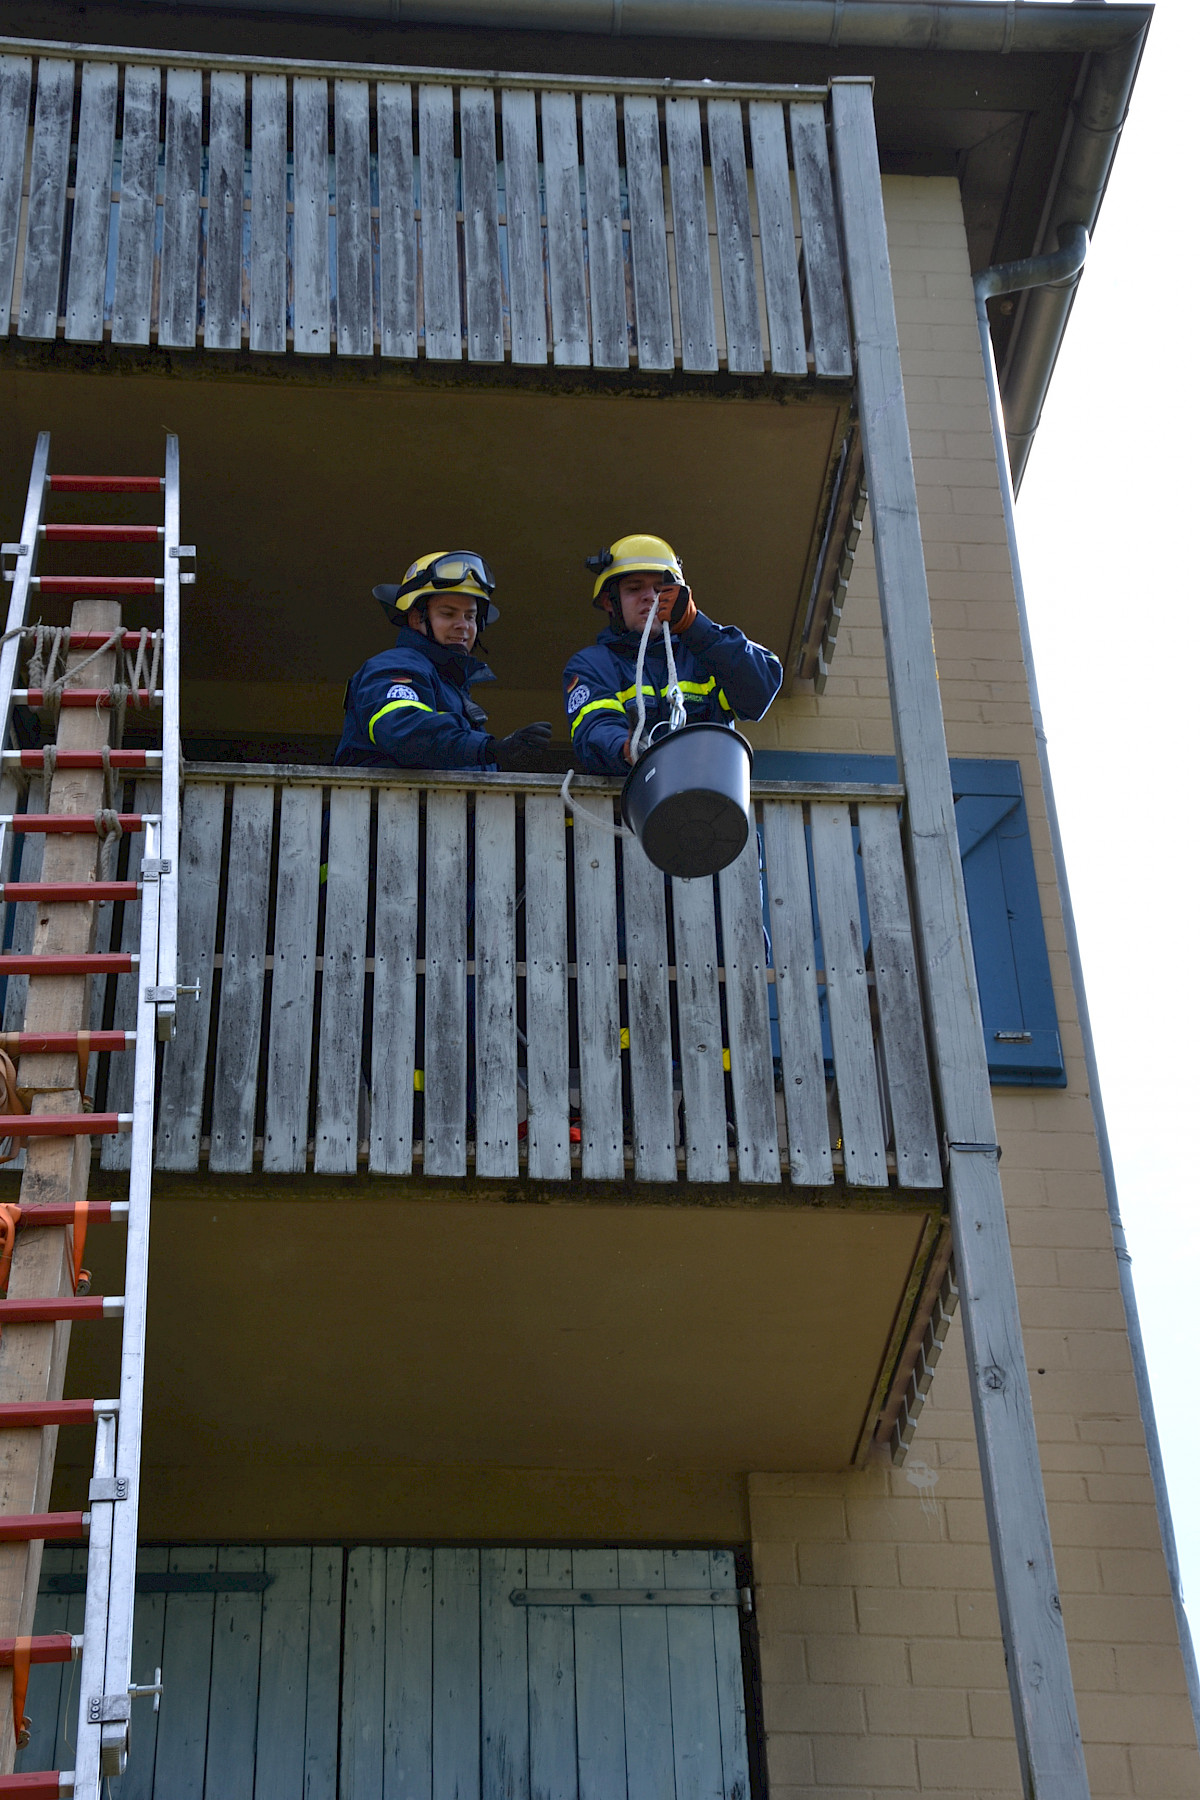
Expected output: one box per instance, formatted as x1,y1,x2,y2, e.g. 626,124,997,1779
620,721,754,878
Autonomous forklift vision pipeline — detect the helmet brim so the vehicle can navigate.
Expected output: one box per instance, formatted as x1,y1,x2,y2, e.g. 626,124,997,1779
374,582,499,628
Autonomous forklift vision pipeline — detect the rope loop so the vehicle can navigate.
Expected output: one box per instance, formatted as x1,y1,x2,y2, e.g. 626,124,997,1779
95,807,124,849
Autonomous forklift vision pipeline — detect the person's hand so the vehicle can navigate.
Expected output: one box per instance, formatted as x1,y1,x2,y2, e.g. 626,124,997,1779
655,583,697,634
492,722,552,771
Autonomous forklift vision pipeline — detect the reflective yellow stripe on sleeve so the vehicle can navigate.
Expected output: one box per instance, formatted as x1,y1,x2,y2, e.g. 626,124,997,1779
368,696,434,743
570,695,626,738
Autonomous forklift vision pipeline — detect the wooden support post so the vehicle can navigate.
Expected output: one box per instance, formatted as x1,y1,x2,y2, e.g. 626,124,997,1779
0,600,122,1770
830,80,1091,1800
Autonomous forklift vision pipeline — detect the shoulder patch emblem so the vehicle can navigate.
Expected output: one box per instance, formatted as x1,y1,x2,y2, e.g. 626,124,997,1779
386,683,419,702
567,683,590,715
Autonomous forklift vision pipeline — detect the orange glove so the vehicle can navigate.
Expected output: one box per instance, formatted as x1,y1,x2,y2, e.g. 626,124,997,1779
655,583,697,634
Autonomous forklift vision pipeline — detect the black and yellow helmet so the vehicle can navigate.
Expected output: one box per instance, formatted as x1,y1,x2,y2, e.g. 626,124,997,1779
585,534,684,608
374,551,500,628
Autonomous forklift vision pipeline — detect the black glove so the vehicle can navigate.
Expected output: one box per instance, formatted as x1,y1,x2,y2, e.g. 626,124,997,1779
491,721,552,771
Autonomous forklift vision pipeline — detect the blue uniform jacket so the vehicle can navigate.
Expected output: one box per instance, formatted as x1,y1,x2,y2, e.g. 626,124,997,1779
564,611,783,775
335,630,499,770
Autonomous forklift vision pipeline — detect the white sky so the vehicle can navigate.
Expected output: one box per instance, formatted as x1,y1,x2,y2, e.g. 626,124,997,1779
1015,0,1200,1677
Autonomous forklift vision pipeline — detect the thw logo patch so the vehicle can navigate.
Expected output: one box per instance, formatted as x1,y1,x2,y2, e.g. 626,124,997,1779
567,684,590,715
386,684,419,702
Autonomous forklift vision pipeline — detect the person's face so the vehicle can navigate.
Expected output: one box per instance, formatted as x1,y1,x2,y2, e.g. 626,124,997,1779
409,592,480,651
612,571,668,635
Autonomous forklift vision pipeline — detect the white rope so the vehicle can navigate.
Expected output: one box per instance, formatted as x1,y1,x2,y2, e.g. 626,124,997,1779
559,768,635,838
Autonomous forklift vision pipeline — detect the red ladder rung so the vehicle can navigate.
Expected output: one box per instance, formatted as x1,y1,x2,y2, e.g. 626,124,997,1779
0,1297,121,1323
40,524,161,543
10,1201,126,1226
0,1113,130,1137
0,1511,87,1543
3,814,150,833
0,955,135,976
48,474,162,493
1,882,140,902
30,577,159,595
0,1634,79,1666
0,1774,76,1795
14,691,160,709
0,1400,110,1427
10,748,160,768
0,1033,133,1056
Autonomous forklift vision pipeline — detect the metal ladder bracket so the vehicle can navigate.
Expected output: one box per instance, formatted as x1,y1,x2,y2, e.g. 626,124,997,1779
87,1477,129,1504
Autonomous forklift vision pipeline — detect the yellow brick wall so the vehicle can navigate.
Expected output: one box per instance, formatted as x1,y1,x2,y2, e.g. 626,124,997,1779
746,177,1198,1798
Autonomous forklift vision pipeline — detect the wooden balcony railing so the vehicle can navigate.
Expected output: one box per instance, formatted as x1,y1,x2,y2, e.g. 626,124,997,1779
0,40,853,377
0,765,943,1189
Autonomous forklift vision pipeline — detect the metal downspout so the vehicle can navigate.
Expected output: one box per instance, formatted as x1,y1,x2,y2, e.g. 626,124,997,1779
974,236,1200,1749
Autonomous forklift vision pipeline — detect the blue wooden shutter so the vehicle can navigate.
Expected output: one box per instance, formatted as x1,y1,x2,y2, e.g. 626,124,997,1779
753,752,1065,1086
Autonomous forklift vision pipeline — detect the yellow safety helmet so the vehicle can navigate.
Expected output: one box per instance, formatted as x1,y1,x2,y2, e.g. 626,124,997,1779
374,550,499,628
586,534,684,607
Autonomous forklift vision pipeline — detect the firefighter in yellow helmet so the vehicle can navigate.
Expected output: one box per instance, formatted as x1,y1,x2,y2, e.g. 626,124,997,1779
336,552,551,771
563,534,782,773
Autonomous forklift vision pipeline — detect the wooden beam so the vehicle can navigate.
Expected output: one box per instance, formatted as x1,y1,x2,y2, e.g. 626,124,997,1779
829,79,1091,1800
0,600,121,1770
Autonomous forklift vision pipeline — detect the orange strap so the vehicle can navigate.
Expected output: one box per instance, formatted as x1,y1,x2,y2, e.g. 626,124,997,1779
72,1197,89,1296
0,1205,20,1295
0,1051,29,1166
12,1635,31,1748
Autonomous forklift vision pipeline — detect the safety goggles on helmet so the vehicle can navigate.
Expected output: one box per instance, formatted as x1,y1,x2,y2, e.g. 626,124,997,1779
399,552,496,599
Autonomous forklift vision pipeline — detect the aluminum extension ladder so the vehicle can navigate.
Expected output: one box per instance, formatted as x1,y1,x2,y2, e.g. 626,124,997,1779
0,434,187,1795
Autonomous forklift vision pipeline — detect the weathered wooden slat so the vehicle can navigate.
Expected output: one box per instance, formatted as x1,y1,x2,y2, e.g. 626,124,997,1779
571,798,622,1181
18,58,74,341
205,1546,264,1800
377,83,417,359
305,1547,344,1800
809,800,887,1186
541,91,589,367
664,98,717,372
208,783,274,1173
572,1549,626,1800
0,56,32,334
748,100,807,375
707,98,763,373
293,75,331,355
153,1546,217,1800
500,89,546,366
523,794,570,1180
262,785,320,1174
621,837,675,1180
203,71,245,351
249,73,287,353
670,875,728,1182
112,65,161,346
159,67,203,347
64,62,118,343
432,1548,480,1800
418,84,461,362
473,792,518,1178
423,790,468,1175
3,778,44,1038
580,93,627,370
460,85,503,363
709,1551,750,1800
623,95,673,370
858,802,940,1187
314,785,370,1173
790,98,852,378
370,786,420,1175
102,779,155,1172
527,1549,577,1800
117,1547,170,1800
761,799,832,1186
718,827,780,1183
664,1550,725,1800
335,79,373,358
617,1550,674,1800
342,1546,387,1800
157,781,224,1168
384,1548,433,1800
254,1547,312,1800
481,1549,529,1800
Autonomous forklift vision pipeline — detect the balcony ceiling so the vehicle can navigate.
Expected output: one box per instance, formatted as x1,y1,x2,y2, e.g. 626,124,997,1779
55,1190,943,1539
0,362,849,747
